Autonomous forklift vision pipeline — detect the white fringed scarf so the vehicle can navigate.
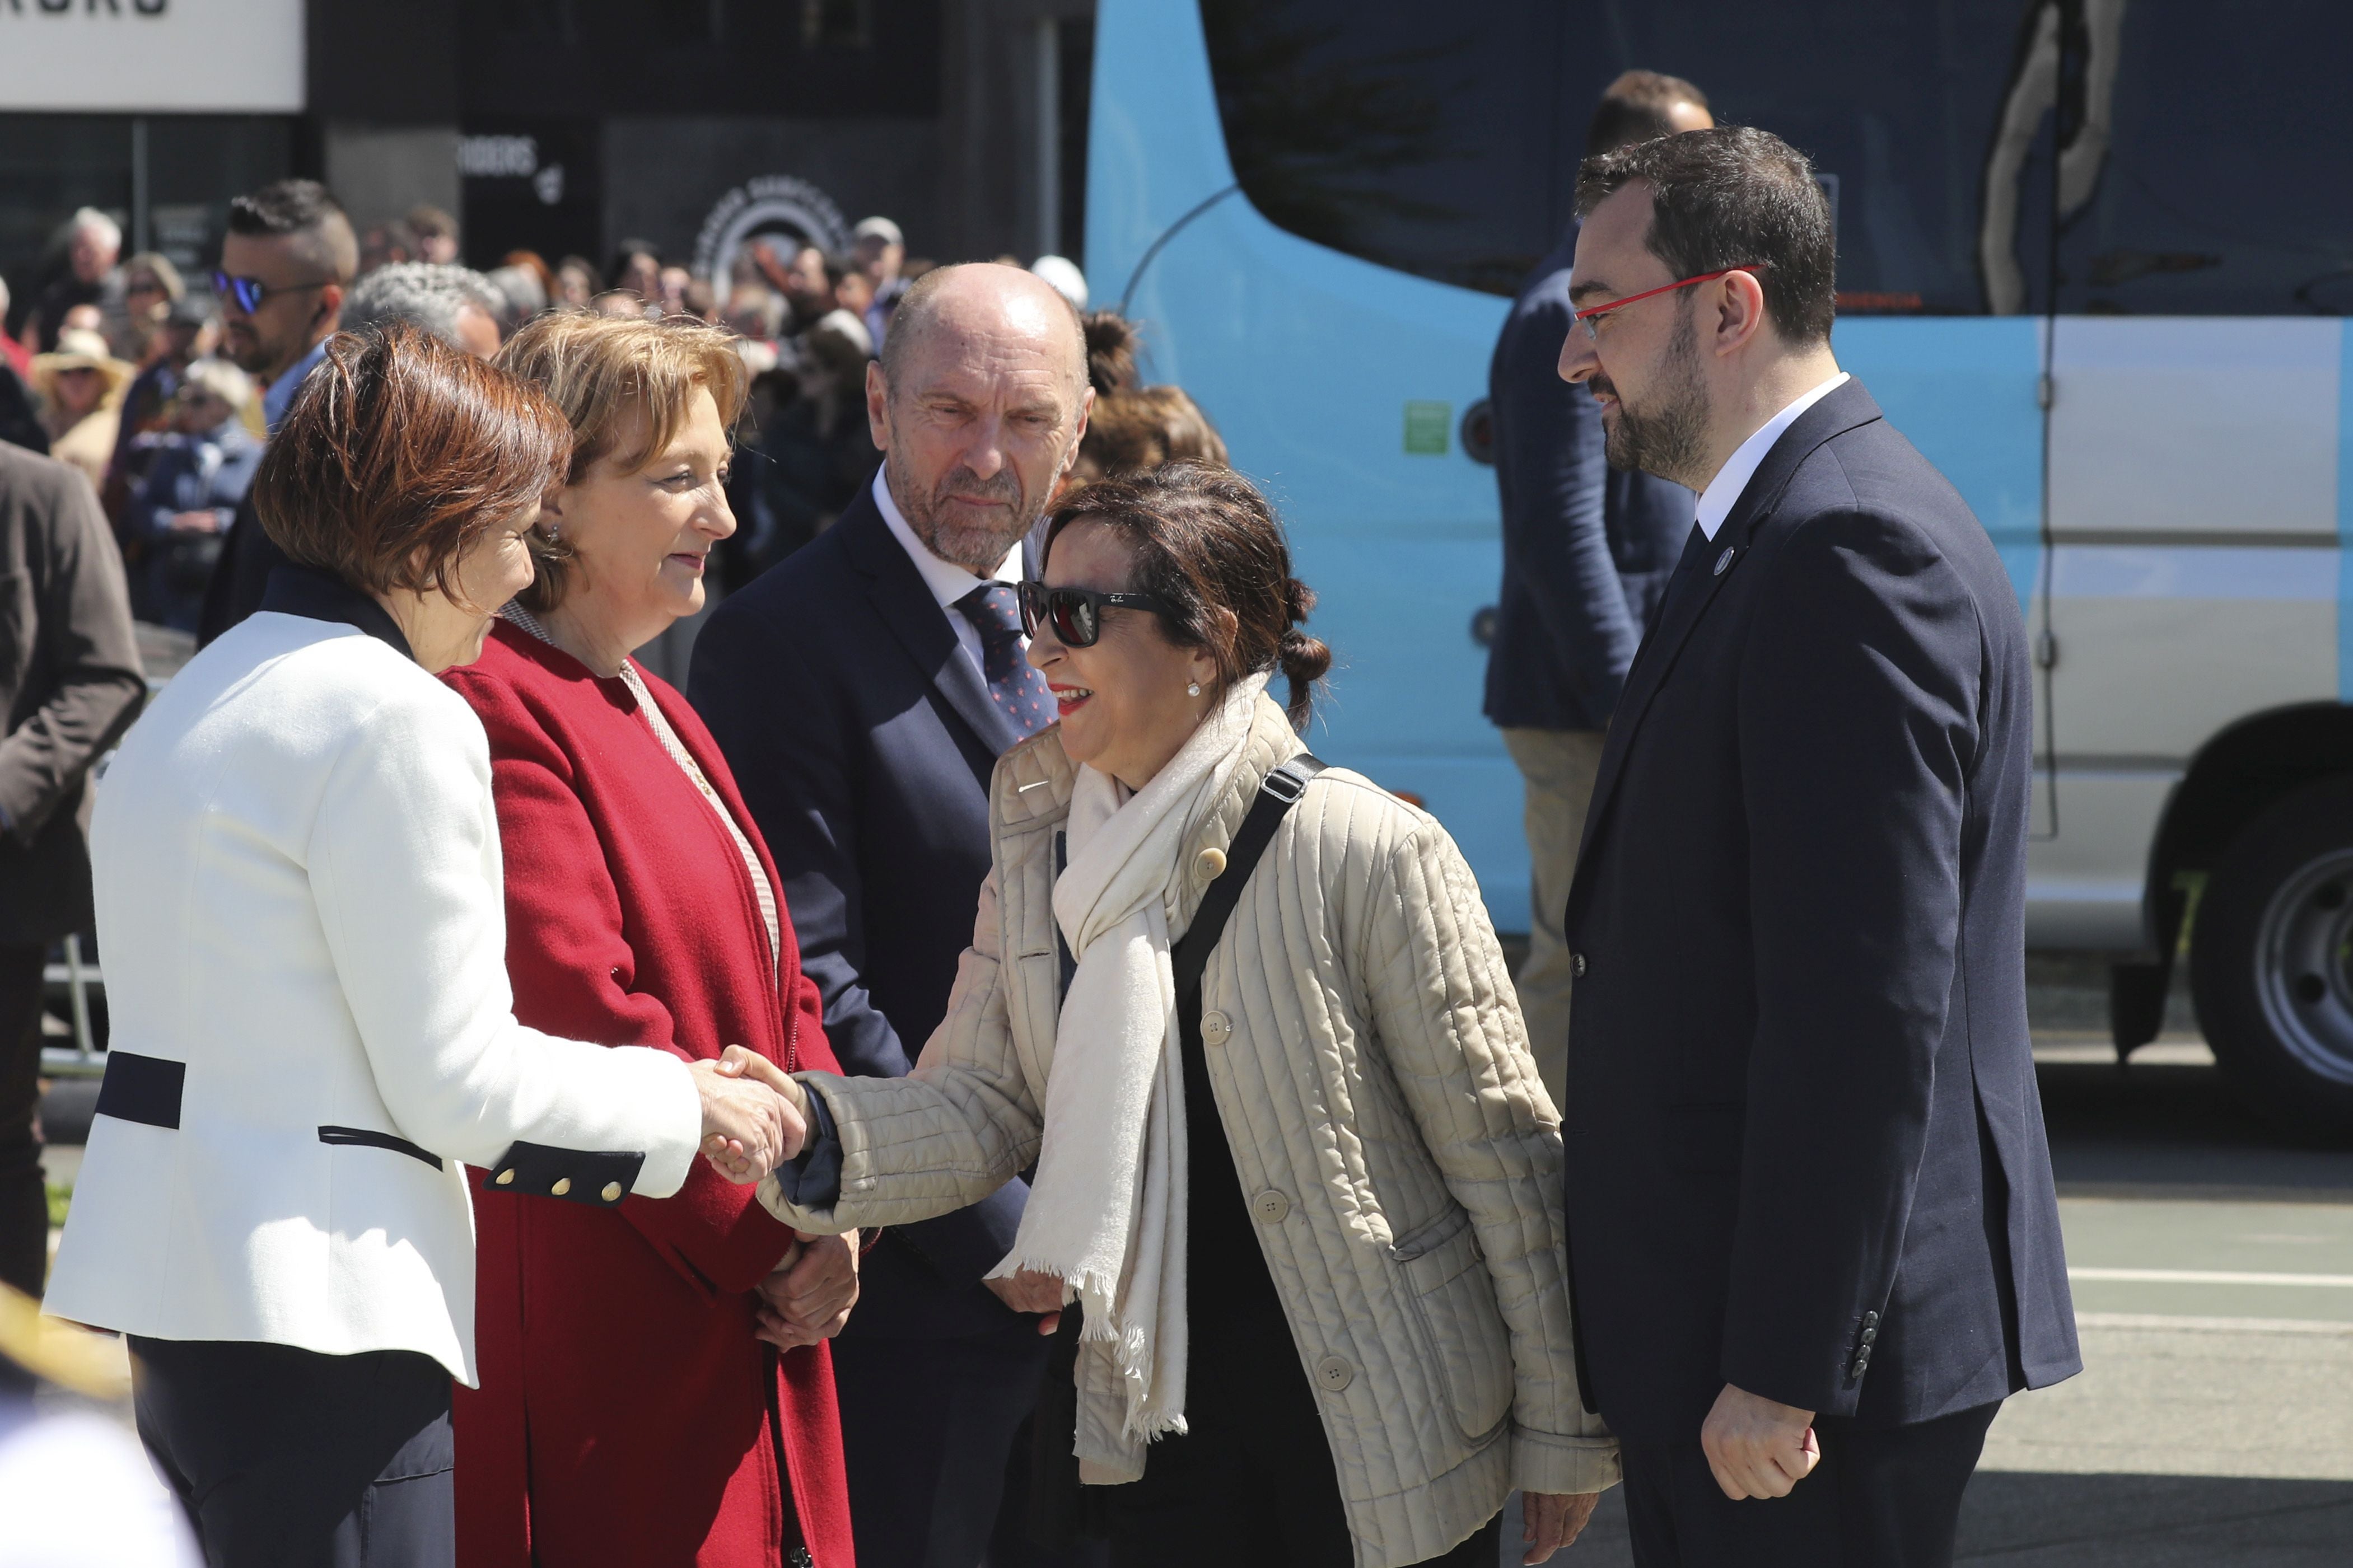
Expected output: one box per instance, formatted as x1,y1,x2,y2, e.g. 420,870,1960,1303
987,672,1270,1482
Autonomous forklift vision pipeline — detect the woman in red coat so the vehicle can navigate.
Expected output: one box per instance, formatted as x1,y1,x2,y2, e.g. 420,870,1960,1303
443,311,856,1568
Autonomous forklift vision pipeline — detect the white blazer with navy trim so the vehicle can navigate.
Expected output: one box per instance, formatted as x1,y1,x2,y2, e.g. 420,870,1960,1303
44,591,703,1384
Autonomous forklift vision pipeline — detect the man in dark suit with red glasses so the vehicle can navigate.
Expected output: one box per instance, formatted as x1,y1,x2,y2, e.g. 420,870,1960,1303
692,262,1096,1568
1553,125,2080,1566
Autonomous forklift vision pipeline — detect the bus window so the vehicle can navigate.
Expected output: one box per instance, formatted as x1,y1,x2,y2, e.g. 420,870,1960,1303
1565,1,2053,316
2053,0,2353,315
1204,1,2056,315
1200,0,1579,296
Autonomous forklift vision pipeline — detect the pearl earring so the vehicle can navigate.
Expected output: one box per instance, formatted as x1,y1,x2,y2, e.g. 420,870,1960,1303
1187,681,1201,697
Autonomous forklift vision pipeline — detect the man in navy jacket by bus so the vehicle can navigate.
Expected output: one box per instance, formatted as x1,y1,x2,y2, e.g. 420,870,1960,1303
1554,126,2079,1565
1483,71,1711,1108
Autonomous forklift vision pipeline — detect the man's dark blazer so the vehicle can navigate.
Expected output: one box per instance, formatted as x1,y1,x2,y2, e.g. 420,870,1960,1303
194,490,287,649
1560,377,2080,1446
0,443,144,944
1483,231,1692,732
198,345,325,649
689,484,1029,1340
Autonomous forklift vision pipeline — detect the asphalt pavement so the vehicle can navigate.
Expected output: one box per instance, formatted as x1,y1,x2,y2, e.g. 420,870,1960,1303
41,968,2353,1562
1497,985,2353,1567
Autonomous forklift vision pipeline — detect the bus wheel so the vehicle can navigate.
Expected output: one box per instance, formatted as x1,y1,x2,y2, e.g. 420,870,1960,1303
2189,778,2353,1140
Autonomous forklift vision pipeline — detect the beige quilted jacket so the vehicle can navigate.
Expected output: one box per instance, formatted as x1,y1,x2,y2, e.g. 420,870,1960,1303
759,695,1616,1566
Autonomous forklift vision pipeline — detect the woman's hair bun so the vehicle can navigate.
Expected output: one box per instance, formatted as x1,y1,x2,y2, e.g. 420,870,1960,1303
1277,625,1333,692
1081,310,1142,397
1281,576,1317,627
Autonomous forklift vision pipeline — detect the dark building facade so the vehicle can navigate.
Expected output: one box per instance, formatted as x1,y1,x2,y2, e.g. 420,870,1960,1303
2,0,1094,310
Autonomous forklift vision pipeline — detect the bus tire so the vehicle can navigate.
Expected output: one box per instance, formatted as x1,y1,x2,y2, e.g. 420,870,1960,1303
2189,776,2353,1140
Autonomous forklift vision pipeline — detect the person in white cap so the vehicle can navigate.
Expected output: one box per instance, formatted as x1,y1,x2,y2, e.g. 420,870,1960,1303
1028,254,1087,313
852,217,908,347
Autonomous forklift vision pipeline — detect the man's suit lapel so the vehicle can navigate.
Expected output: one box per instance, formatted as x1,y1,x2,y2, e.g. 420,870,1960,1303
839,489,1025,758
1572,380,1888,883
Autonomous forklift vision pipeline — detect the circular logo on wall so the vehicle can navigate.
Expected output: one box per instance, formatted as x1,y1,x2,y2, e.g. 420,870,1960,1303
693,176,850,283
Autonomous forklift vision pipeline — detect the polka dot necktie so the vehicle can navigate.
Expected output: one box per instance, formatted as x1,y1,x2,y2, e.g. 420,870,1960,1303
955,582,1055,740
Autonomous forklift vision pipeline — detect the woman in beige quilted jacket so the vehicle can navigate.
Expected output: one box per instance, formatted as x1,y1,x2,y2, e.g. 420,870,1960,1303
741,462,1617,1568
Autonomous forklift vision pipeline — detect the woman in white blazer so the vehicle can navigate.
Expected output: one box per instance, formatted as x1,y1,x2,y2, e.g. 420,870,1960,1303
44,324,802,1567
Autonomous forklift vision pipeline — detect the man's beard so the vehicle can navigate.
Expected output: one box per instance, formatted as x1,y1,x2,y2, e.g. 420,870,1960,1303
883,435,1037,574
1598,311,1710,490
223,320,283,378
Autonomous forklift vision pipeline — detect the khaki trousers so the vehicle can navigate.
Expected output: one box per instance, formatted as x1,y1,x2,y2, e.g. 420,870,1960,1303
1501,728,1607,1113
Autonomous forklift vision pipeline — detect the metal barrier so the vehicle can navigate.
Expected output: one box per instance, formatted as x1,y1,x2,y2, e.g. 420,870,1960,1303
40,934,104,1080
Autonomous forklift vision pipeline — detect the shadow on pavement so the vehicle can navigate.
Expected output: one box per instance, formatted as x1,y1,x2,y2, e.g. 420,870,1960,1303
1957,1472,2353,1565
1516,1473,2353,1567
2034,1053,2353,1197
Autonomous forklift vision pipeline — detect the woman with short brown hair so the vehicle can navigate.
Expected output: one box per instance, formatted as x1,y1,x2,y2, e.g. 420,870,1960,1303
442,308,856,1567
46,323,797,1567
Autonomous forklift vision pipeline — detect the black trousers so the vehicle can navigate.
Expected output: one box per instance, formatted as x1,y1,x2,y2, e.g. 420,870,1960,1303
130,1337,454,1568
830,1319,1077,1568
1620,1400,2001,1568
0,944,48,1325
1101,1310,1501,1568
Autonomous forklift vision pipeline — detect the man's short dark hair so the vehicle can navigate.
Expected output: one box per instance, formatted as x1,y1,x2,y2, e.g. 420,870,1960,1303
1588,70,1710,157
228,179,342,239
226,179,358,283
1575,125,1836,347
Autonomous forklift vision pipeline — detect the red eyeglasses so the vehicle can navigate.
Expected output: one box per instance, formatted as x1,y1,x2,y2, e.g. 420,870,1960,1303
1572,264,1771,340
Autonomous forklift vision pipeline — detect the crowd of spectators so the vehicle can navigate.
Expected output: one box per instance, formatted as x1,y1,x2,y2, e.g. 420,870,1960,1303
0,189,1199,629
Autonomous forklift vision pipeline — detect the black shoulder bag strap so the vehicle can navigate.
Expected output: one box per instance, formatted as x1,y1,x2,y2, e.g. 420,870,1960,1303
1026,750,1325,1546
1168,752,1326,1006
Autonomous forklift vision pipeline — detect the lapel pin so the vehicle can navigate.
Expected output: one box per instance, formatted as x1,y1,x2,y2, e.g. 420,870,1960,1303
1714,547,1737,577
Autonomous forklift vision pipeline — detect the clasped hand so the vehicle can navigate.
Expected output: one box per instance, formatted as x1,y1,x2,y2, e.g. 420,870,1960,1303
984,1267,1067,1335
754,1232,861,1350
1700,1383,1819,1500
698,1050,1074,1340
689,1049,807,1182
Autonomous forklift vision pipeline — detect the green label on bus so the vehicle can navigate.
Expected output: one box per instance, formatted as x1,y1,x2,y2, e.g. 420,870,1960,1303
1403,401,1451,456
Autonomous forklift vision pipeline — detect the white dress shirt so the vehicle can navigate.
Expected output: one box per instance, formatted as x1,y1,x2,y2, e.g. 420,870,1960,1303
871,467,1024,679
262,338,331,434
1693,371,1851,541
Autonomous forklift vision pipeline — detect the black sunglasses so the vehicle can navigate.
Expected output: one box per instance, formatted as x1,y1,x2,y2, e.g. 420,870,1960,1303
1017,581,1180,647
211,270,328,315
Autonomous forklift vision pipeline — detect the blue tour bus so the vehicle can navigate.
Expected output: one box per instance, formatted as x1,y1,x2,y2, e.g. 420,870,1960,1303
1082,0,2353,1129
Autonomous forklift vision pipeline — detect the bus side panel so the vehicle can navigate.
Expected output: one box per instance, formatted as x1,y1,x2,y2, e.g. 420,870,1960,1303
1126,200,1524,918
1090,0,1531,920
2039,317,2345,951
1084,0,1239,290
1830,318,2046,621
2341,319,2352,701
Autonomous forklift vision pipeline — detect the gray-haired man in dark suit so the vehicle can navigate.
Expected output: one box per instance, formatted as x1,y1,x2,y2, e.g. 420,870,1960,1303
693,263,1096,1568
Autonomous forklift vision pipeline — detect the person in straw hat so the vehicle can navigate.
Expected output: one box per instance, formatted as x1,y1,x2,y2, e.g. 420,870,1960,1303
30,327,134,496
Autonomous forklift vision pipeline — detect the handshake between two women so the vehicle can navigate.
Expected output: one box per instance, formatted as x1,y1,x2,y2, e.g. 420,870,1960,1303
689,1047,814,1182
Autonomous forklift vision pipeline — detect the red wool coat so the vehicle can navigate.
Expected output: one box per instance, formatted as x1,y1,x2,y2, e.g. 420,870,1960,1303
443,622,855,1568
